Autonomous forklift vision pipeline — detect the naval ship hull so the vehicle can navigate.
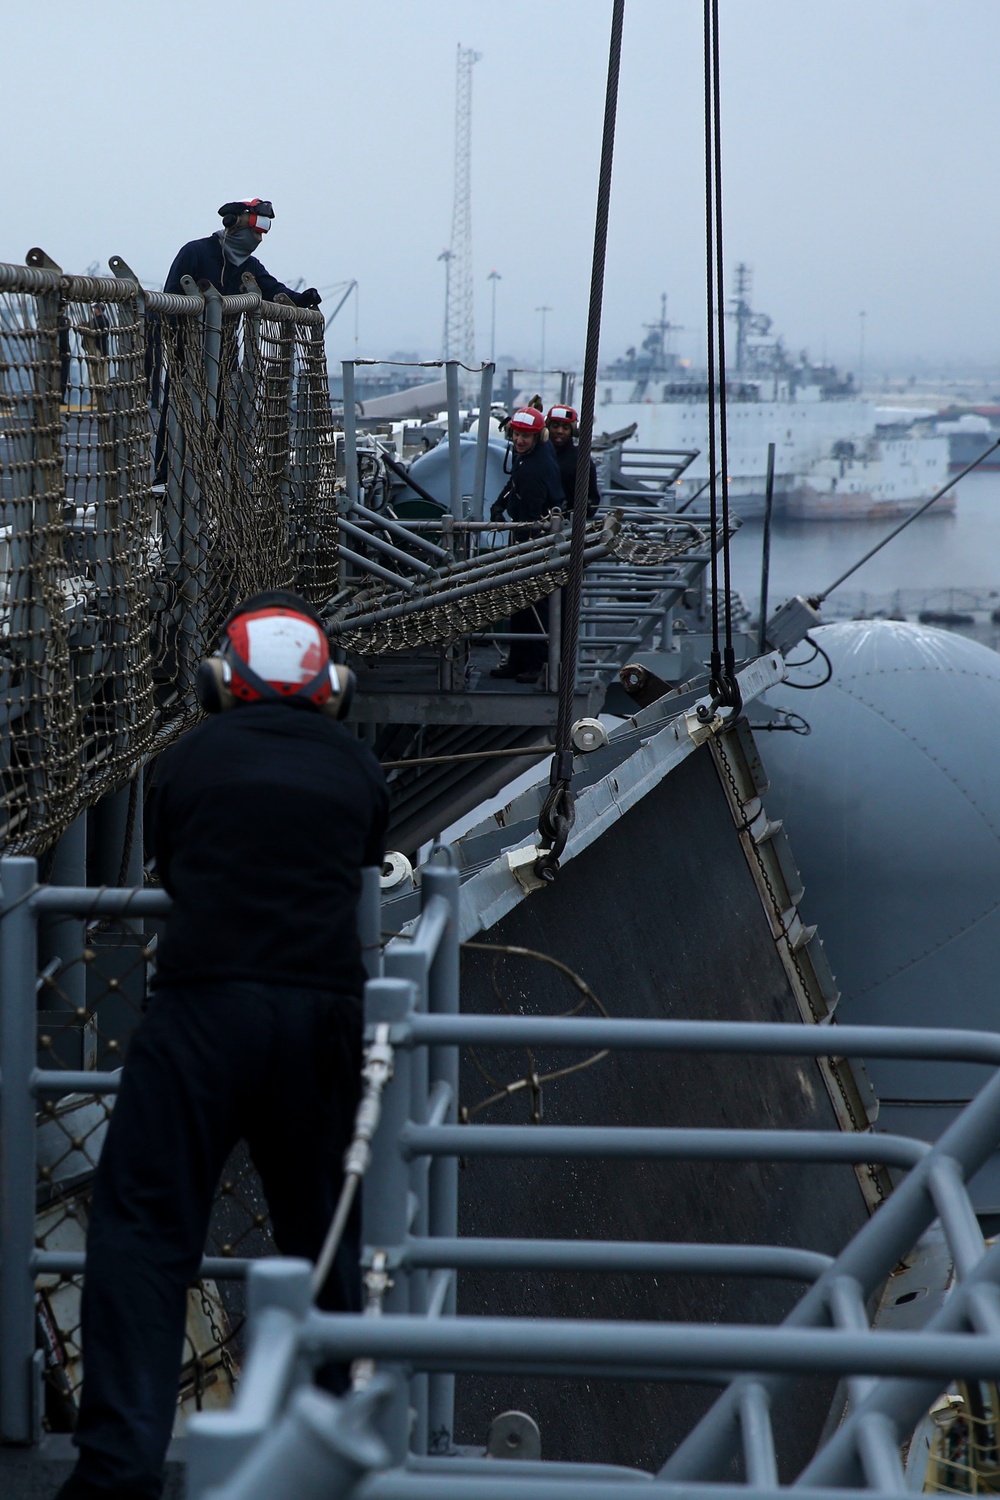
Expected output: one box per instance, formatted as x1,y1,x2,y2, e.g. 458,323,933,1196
785,484,957,521
450,734,872,1473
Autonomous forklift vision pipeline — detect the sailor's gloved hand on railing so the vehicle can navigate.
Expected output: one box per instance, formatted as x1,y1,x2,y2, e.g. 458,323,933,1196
297,287,322,308
489,499,507,524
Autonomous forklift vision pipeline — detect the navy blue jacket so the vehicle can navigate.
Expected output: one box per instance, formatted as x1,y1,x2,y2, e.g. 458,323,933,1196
163,234,312,305
153,703,389,994
496,439,564,524
553,440,601,517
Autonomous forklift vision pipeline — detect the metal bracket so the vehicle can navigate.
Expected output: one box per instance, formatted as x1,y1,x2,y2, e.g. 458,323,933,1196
26,248,62,274
506,843,550,893
685,708,722,744
108,256,140,281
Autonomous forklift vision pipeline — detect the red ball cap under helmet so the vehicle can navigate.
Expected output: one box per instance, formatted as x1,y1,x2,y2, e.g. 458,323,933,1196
509,407,546,434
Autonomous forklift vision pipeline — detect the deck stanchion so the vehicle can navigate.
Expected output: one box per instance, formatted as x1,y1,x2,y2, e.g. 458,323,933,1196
757,440,775,655
445,361,463,523
384,900,438,1453
0,857,42,1444
423,861,461,1453
471,363,494,520
343,361,359,509
363,977,417,1462
358,866,384,982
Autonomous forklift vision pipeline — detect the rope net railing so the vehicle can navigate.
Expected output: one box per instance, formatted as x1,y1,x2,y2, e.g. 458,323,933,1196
28,902,272,1432
0,252,711,857
0,254,339,858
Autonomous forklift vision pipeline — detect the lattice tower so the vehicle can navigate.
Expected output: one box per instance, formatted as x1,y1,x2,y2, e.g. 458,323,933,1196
444,44,480,367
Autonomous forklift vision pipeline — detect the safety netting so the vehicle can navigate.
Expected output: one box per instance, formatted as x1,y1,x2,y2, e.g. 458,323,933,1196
32,904,272,1431
0,255,338,856
0,252,710,858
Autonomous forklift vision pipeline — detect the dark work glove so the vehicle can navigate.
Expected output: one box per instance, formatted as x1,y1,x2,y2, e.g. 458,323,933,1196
490,500,506,523
298,287,322,308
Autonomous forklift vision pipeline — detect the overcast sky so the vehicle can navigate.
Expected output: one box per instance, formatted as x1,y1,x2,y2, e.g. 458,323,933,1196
4,1,999,377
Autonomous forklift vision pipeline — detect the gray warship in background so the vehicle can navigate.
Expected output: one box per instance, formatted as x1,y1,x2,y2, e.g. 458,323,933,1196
598,272,954,521
2,240,999,1500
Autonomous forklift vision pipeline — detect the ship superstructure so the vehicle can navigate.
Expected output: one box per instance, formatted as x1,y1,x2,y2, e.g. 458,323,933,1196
597,269,950,520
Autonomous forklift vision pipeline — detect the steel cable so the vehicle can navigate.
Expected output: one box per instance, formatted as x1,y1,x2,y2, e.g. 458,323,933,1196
702,0,742,717
536,0,626,881
703,0,721,674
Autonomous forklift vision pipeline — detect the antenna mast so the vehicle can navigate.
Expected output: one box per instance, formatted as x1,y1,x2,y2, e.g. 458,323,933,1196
445,44,481,368
732,262,752,374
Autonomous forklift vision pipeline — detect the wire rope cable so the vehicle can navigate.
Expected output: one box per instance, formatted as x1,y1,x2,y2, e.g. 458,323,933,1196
535,0,626,881
811,437,1000,606
702,0,741,717
710,0,737,684
702,0,721,676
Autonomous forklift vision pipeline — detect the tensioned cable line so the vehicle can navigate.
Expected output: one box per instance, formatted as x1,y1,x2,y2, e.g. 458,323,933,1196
535,0,626,882
702,0,741,718
810,437,1000,606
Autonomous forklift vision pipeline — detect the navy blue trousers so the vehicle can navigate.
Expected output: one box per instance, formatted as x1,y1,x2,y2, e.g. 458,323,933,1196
61,981,362,1500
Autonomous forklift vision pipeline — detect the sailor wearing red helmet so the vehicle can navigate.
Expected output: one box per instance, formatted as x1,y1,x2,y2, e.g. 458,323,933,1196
163,199,322,307
154,201,322,483
56,591,388,1500
490,406,564,527
547,404,601,518
489,407,564,682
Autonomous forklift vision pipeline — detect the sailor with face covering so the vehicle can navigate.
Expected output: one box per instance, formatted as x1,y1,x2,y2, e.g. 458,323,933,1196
162,198,322,307
153,201,322,482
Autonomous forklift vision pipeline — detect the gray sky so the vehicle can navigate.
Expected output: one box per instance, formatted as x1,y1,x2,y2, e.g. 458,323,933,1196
4,1,999,376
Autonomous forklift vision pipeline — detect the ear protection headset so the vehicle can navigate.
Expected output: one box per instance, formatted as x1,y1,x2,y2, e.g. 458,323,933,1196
218,198,275,232
195,592,355,720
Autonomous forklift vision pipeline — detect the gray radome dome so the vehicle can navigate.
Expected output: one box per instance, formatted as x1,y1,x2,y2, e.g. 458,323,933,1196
757,620,1000,1194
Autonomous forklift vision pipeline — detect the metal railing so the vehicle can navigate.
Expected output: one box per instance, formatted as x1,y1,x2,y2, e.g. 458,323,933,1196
0,855,386,1444
178,863,1000,1499
7,849,1000,1493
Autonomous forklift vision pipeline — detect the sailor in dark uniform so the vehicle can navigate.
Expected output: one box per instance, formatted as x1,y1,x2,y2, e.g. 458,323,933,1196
154,200,321,481
547,403,601,518
56,592,387,1500
163,198,321,306
489,406,564,682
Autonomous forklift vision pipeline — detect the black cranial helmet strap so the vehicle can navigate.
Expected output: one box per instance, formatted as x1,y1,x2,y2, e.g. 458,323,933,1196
225,642,329,705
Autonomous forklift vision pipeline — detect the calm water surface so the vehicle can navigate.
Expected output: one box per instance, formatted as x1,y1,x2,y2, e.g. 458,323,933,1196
726,468,1000,620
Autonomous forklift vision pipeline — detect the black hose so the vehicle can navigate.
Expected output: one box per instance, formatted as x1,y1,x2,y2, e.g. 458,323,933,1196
382,452,447,513
784,634,833,690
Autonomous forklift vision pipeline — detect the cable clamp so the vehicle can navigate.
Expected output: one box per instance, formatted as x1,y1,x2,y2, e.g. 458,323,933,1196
549,751,574,783
686,707,722,744
506,843,551,893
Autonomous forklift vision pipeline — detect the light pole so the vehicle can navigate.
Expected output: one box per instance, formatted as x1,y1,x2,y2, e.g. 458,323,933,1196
438,249,453,360
536,304,552,405
858,309,866,396
488,269,501,365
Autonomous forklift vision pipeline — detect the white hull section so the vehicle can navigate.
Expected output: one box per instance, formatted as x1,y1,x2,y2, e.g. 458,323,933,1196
787,434,953,521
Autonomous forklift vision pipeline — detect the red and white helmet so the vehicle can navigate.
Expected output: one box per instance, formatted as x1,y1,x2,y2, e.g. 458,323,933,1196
225,603,331,705
508,407,546,434
218,198,274,233
547,404,579,427
196,590,354,718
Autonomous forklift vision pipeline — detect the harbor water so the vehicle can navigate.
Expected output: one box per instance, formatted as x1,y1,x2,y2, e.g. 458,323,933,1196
726,467,1000,649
